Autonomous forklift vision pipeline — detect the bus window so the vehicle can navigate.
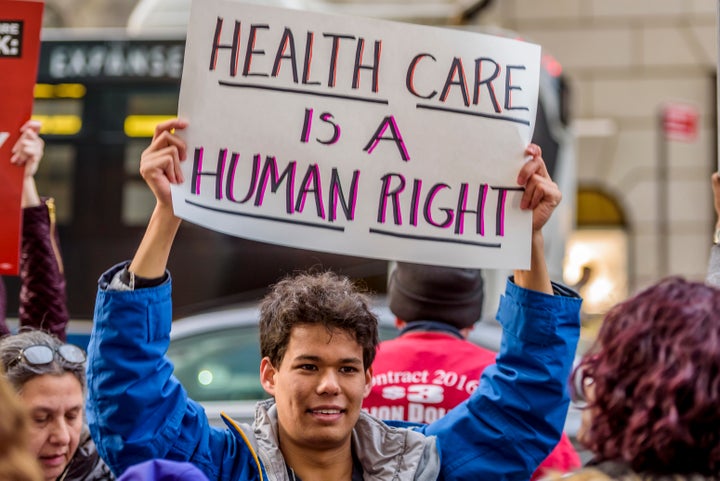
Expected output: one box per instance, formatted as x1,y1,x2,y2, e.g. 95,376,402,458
31,88,83,224
128,91,177,116
33,144,76,224
123,139,154,225
123,91,179,225
33,84,84,136
122,180,156,225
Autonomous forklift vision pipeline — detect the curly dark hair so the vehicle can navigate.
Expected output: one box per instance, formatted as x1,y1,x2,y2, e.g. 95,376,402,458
575,277,720,476
259,270,379,370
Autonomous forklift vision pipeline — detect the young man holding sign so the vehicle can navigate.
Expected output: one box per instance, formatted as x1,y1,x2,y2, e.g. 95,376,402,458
86,119,581,481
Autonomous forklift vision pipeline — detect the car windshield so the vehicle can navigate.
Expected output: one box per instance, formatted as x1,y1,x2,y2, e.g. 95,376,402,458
168,326,265,402
167,323,399,403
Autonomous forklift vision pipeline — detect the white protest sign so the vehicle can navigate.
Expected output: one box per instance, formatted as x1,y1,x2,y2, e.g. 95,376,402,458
173,0,541,269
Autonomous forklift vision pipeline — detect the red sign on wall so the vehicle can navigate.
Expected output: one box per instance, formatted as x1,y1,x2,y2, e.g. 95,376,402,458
0,0,44,275
662,103,699,142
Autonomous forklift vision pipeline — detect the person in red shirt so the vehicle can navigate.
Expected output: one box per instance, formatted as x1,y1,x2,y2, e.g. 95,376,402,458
363,262,581,480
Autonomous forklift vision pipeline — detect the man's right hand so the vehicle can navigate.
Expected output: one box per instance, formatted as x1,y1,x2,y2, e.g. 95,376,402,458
517,143,562,233
513,143,559,295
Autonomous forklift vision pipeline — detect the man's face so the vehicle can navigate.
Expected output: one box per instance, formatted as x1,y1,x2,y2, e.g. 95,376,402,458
260,324,372,453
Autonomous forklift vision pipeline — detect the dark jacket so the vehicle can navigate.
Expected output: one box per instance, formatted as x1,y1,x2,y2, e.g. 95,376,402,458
0,198,68,340
63,427,115,481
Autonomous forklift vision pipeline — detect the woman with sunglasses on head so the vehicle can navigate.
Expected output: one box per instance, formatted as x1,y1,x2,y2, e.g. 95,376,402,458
0,330,114,481
542,277,720,481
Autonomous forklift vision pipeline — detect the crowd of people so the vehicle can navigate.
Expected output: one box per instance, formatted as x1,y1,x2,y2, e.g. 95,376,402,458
0,115,718,481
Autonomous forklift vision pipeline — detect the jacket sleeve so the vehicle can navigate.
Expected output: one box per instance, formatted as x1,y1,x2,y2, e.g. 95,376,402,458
420,278,582,481
18,198,69,341
86,263,259,481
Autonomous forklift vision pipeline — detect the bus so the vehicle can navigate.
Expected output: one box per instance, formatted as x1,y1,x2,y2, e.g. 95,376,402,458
3,27,574,321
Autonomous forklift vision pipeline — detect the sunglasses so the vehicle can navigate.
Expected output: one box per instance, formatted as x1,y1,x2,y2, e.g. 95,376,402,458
9,343,87,368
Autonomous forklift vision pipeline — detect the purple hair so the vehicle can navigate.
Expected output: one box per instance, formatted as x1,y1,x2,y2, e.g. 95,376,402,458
575,277,720,476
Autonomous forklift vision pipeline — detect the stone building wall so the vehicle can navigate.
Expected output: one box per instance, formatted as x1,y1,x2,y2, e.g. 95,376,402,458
480,0,717,291
42,0,136,28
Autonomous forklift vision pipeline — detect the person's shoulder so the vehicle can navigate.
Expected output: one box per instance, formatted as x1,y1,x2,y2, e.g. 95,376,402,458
539,468,616,481
65,426,116,480
539,466,665,481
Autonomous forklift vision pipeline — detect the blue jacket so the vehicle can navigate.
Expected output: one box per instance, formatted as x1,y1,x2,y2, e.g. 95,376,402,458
87,263,581,481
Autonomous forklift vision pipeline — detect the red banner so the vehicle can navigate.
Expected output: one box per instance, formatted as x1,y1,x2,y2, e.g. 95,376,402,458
0,0,43,275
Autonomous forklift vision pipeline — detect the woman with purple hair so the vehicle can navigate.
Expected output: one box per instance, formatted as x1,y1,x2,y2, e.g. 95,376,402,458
549,277,720,480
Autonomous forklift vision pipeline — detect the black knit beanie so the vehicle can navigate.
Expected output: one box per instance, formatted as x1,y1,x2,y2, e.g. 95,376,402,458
388,262,484,329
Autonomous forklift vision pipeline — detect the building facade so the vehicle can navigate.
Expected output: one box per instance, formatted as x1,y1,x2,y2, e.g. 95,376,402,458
485,0,716,298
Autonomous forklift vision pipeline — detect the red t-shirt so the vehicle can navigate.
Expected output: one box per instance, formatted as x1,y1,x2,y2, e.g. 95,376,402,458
364,330,581,480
